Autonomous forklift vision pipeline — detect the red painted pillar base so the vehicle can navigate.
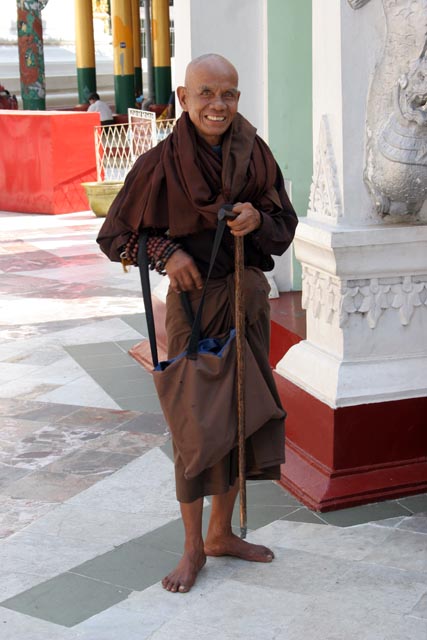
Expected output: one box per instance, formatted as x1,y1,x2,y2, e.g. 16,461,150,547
274,374,427,512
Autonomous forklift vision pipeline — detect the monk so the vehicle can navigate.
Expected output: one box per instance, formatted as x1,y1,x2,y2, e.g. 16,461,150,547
97,53,298,593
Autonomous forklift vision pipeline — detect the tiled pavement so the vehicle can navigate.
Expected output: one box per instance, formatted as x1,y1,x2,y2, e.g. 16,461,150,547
0,210,426,639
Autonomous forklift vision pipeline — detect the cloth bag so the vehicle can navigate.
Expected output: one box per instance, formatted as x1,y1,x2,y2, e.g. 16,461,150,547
138,212,284,479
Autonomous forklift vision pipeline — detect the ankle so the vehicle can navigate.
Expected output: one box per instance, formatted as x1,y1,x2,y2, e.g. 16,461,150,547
184,538,205,555
205,526,233,543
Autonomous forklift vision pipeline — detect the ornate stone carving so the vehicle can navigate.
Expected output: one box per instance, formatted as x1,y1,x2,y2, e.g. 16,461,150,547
347,0,371,8
302,266,427,328
308,115,342,220
301,268,342,325
351,0,427,217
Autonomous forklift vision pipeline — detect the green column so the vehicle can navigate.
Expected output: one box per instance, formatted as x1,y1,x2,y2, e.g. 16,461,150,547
75,0,97,104
111,0,135,113
152,0,171,104
16,0,46,110
268,0,312,289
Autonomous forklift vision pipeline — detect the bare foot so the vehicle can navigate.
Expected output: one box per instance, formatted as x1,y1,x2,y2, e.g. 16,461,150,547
204,533,274,563
162,548,206,593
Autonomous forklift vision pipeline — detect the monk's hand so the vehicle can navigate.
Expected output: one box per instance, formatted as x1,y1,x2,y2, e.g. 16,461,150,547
165,249,203,293
226,202,262,236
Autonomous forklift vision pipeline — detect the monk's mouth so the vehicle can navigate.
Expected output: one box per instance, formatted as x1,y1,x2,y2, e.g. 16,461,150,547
205,116,226,122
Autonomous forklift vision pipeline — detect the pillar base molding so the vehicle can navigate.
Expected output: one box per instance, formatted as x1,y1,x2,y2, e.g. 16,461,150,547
280,442,427,512
277,340,427,408
275,375,427,511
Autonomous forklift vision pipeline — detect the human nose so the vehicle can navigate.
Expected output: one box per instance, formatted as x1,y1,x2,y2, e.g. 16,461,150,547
210,94,226,109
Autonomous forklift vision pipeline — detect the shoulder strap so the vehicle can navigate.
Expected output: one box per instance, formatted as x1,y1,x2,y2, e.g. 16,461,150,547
137,235,159,368
137,204,235,365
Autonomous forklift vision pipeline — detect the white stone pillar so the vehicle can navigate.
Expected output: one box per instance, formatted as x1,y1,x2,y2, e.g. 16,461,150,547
278,0,427,407
276,0,427,510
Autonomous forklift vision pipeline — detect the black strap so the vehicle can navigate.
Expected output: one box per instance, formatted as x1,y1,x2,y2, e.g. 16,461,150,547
137,204,235,365
137,234,159,368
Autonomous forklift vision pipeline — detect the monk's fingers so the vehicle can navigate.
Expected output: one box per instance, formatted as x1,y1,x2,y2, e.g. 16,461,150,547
228,205,260,235
179,269,202,291
229,217,259,236
165,249,194,276
170,266,203,293
166,251,199,291
188,267,203,290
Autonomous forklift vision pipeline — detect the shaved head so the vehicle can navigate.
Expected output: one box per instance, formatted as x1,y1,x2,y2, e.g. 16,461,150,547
184,54,239,87
177,54,240,145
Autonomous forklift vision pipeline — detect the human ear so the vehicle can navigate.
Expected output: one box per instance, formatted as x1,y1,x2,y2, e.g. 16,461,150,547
176,86,188,111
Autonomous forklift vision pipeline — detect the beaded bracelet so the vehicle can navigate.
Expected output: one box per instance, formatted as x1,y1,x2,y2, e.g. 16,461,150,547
120,232,139,272
120,232,181,275
154,241,181,275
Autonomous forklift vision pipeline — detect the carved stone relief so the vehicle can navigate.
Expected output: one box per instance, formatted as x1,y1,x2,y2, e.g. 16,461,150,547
302,266,427,328
308,115,343,220
350,0,427,217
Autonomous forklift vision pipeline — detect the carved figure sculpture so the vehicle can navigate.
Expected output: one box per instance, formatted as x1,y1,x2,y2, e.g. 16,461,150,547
350,0,427,216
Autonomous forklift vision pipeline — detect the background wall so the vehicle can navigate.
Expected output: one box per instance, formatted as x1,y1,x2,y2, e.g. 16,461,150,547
267,0,312,289
174,0,267,139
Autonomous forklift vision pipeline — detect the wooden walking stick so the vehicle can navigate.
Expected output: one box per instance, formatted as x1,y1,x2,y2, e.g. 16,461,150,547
218,205,247,538
234,232,247,539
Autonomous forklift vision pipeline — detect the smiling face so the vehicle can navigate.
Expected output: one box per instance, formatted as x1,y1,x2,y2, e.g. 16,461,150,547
177,54,240,145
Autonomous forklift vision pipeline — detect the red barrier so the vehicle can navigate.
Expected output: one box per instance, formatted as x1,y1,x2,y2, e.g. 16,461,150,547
0,110,100,214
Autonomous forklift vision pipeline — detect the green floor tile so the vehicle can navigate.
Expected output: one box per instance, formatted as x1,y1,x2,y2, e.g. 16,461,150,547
71,541,178,591
231,503,298,530
88,367,151,390
319,500,413,527
77,352,137,371
397,493,427,514
280,507,327,525
246,481,302,507
100,377,157,399
132,517,185,554
131,510,217,554
120,313,148,336
115,339,145,352
117,395,161,412
66,342,124,357
0,572,131,628
131,378,157,396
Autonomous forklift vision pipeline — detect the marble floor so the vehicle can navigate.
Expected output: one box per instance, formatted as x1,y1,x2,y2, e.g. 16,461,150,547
0,210,426,639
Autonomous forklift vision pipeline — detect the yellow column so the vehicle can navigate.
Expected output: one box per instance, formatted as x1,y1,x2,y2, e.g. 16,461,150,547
111,0,135,114
131,0,142,96
151,0,171,104
74,0,96,104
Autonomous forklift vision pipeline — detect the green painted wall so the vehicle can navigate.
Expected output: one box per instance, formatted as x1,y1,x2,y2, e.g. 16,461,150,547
268,0,312,290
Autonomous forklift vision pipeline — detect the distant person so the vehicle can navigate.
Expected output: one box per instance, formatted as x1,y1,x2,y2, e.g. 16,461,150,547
136,94,154,111
166,90,175,118
87,92,114,126
158,90,175,120
0,84,18,110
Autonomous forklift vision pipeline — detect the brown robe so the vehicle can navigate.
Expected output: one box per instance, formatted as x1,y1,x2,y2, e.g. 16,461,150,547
166,268,286,503
97,111,298,503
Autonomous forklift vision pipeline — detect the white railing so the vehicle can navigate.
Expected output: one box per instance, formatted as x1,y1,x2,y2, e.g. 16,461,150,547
94,109,176,182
